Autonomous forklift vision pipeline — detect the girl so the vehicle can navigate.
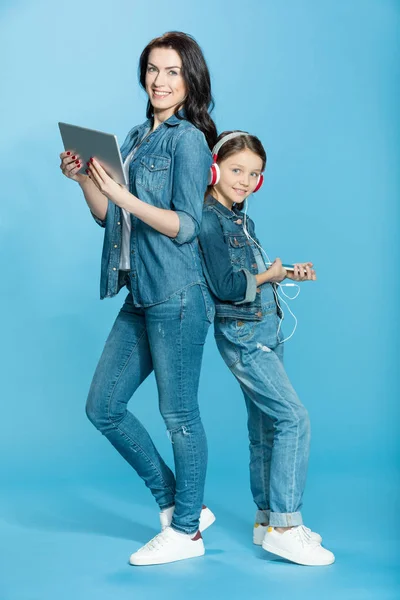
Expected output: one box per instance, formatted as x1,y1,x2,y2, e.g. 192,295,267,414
59,32,217,566
198,131,335,566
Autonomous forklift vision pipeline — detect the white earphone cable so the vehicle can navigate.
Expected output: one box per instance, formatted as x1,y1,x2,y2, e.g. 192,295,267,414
242,198,299,344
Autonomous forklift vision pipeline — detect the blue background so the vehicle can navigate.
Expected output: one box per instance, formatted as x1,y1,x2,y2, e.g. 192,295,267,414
1,1,399,598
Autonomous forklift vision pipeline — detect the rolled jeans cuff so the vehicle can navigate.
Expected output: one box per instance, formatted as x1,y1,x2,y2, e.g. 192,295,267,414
268,511,303,527
256,509,271,524
234,268,257,304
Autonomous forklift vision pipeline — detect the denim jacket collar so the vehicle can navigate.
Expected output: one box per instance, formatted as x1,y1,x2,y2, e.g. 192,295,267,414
204,194,241,220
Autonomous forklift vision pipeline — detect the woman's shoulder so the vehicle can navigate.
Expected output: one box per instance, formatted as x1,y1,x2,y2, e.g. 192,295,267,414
174,120,208,146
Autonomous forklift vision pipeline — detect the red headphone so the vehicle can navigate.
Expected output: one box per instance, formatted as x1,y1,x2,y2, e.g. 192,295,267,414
208,131,264,192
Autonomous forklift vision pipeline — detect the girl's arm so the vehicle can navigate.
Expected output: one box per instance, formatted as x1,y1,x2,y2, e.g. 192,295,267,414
87,128,211,241
199,210,257,304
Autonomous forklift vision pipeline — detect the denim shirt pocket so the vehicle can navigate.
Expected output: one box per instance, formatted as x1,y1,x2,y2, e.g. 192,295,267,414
136,154,171,192
228,235,247,268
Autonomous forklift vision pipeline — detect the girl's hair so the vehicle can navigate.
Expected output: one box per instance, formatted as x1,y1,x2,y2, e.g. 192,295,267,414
139,31,217,150
207,130,267,208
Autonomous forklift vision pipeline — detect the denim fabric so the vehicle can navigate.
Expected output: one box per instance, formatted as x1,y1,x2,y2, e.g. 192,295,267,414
214,304,310,528
86,278,214,535
93,112,212,306
198,195,282,321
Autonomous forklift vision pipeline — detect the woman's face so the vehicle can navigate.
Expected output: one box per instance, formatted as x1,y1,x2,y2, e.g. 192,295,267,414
214,149,263,206
145,48,187,119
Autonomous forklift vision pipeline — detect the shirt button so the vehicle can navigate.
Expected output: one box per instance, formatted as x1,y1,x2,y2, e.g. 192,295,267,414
235,219,242,225
237,321,244,327
113,267,117,271
252,263,257,268
117,221,121,225
114,244,118,248
256,288,261,293
151,165,155,169
256,311,262,317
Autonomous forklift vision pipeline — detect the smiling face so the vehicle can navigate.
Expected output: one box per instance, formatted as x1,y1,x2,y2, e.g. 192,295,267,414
213,149,264,208
145,47,187,121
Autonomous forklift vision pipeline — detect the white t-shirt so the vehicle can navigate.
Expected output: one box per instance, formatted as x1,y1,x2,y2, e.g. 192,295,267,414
119,148,136,271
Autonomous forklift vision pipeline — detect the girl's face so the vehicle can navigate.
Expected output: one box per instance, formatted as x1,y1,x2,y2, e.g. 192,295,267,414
145,48,187,120
214,149,263,207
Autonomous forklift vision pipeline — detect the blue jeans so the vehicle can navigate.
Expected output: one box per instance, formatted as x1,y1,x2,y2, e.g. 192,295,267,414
214,299,311,527
86,279,214,535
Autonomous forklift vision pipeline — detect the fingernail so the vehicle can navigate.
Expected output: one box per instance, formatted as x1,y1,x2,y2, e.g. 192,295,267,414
67,151,71,156
72,155,76,159
75,160,79,164
90,157,94,162
85,169,89,174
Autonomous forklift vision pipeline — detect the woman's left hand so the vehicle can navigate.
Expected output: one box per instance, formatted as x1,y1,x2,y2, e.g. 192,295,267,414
286,262,317,281
86,158,127,206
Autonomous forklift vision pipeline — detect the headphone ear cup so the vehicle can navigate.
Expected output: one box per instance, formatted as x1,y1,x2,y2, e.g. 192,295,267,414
253,173,264,193
208,162,220,186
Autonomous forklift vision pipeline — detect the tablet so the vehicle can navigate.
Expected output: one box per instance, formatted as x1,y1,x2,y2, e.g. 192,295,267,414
58,122,127,185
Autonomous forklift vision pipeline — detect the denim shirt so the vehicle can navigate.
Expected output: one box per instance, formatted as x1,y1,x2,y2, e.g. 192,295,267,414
198,194,282,321
92,112,212,306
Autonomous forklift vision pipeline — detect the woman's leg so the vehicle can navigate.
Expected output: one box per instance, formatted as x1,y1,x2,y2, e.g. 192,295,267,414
145,284,213,535
86,292,176,509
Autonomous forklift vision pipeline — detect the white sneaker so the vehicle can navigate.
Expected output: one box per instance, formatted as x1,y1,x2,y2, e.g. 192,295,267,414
160,505,216,533
129,527,205,566
262,526,335,566
253,522,322,545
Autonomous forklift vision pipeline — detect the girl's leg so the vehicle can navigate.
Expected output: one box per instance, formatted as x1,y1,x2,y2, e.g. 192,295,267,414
146,284,213,535
216,319,310,527
86,292,176,509
243,388,273,521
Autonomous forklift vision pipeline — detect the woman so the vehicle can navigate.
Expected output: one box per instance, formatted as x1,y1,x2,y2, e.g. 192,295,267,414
198,131,335,566
59,32,217,566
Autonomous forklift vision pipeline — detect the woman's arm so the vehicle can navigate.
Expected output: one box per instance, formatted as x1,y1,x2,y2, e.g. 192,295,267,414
86,128,211,240
59,151,108,225
79,175,108,224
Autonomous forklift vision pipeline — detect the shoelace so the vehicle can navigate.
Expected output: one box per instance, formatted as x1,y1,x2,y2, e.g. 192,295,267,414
140,528,173,552
290,526,319,548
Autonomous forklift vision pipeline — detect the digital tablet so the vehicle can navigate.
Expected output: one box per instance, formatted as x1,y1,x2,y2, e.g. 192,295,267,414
58,122,127,185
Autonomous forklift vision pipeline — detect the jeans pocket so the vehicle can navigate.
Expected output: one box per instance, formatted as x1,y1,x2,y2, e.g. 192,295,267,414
236,320,256,343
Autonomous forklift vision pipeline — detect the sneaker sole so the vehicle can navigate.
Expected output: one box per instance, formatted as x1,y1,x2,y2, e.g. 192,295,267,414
255,532,323,546
130,547,205,566
261,541,335,566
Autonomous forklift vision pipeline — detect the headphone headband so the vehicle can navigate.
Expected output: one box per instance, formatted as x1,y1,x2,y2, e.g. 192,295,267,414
211,131,250,160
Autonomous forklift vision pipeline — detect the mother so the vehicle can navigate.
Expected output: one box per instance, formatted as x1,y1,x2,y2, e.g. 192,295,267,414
59,32,217,566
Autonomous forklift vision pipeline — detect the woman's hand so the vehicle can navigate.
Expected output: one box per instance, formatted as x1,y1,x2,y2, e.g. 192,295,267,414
286,262,317,281
59,151,86,184
86,158,126,205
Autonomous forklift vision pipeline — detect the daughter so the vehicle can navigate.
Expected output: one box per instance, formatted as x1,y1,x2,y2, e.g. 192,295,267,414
198,131,335,566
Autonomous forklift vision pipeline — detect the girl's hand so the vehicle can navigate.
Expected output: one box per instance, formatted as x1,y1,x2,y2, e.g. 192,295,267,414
86,157,125,204
286,262,317,281
266,258,287,283
59,150,86,184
